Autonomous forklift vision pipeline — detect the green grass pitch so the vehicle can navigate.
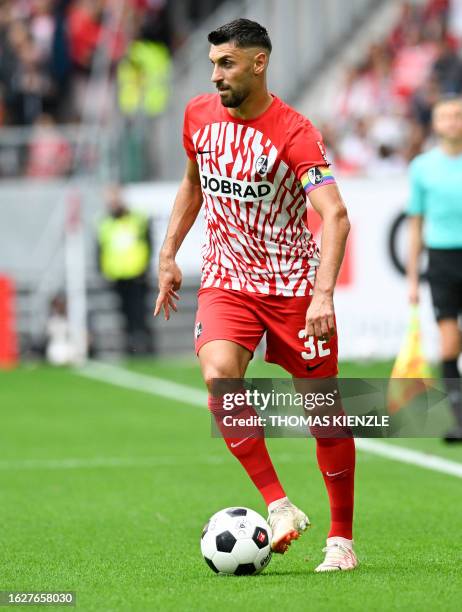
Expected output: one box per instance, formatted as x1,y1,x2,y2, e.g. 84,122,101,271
1,359,462,611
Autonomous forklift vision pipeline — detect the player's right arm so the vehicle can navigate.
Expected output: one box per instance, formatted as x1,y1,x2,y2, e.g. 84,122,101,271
154,159,203,320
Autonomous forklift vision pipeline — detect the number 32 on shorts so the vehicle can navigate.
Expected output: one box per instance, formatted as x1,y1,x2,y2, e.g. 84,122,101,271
297,329,331,361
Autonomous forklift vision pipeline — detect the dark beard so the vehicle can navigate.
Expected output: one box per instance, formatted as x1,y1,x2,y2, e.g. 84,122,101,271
219,88,248,108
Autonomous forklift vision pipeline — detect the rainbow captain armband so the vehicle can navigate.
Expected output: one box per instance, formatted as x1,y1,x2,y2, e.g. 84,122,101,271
301,166,336,194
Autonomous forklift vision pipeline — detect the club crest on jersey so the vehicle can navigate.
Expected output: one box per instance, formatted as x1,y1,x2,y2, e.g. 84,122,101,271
308,167,324,185
255,155,268,176
201,171,275,201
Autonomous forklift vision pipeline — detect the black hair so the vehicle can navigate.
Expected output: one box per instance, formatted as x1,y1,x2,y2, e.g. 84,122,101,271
208,18,272,53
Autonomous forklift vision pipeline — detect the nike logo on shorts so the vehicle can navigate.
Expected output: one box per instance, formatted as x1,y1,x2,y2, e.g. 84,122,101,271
306,361,326,372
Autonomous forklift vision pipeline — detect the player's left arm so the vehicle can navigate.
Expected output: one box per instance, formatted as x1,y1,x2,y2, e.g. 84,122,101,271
305,176,350,339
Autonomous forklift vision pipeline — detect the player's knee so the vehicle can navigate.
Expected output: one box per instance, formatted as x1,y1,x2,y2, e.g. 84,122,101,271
440,342,461,361
203,365,242,393
439,320,461,359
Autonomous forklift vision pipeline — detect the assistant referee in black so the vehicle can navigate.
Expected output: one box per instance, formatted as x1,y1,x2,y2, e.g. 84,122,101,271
407,95,462,442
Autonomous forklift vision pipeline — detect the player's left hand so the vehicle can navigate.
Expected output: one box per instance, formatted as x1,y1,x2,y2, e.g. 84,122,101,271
305,291,336,340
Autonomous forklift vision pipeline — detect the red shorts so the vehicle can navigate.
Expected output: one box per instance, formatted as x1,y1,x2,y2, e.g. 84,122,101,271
194,288,338,378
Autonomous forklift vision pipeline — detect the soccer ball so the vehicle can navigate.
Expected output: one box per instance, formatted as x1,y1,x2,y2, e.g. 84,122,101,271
200,507,272,575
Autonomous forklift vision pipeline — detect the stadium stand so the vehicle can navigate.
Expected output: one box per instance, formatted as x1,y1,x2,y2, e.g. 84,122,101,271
0,0,228,179
310,0,462,176
2,0,461,359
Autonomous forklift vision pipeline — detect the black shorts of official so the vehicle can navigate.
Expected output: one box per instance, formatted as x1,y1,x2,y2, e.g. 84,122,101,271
427,248,462,321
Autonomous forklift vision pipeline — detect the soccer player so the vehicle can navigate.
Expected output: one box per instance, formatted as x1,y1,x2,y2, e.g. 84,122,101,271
154,19,357,572
407,95,462,442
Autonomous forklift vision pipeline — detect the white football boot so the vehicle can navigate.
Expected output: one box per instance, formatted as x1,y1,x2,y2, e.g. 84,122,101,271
267,497,310,554
315,537,358,572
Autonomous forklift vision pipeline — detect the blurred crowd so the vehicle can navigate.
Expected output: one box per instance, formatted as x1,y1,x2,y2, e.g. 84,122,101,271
0,0,161,127
1,0,462,180
0,0,224,178
322,0,462,176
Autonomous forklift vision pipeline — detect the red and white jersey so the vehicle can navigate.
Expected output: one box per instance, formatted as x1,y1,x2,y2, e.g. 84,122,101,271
183,93,333,296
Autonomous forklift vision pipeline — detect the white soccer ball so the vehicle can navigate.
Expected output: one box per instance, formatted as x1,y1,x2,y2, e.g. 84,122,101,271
200,507,272,575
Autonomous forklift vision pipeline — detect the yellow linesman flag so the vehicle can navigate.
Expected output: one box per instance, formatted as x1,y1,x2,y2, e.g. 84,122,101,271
388,305,432,414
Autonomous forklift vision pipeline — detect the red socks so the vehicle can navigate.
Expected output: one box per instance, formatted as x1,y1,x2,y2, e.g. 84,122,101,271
208,394,355,540
208,394,286,506
316,437,355,539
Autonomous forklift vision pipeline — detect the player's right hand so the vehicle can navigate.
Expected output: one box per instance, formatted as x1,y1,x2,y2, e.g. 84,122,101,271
154,259,182,320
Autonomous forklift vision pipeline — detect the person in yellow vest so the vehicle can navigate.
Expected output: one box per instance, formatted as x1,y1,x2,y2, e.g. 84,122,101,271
98,185,152,354
116,38,171,180
117,39,171,118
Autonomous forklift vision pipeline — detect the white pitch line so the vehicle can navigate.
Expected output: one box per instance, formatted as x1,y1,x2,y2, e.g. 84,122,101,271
0,456,224,471
0,456,215,471
78,360,207,407
0,453,308,472
76,361,462,480
355,439,462,478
